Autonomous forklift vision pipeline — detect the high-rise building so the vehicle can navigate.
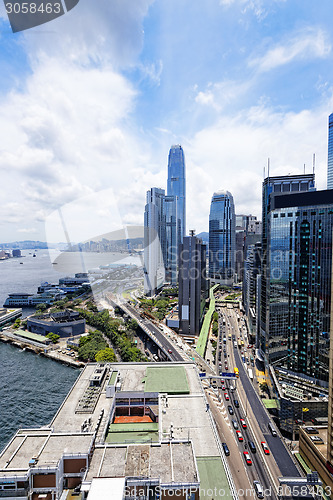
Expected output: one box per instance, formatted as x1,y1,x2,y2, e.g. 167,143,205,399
242,241,261,340
178,233,207,336
208,190,235,284
235,214,261,282
163,195,178,284
261,188,333,381
328,113,333,189
167,145,186,244
259,174,315,360
144,187,166,296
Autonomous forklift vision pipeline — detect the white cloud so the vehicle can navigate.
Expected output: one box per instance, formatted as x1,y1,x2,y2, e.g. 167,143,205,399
250,28,331,72
219,0,286,20
183,102,330,233
17,227,38,233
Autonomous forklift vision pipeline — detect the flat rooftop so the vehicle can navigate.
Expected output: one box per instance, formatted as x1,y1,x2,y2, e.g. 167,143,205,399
144,366,190,394
0,362,231,496
86,442,198,486
0,430,93,474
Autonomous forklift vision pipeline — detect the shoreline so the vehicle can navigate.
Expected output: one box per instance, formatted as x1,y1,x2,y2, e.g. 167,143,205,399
0,331,85,369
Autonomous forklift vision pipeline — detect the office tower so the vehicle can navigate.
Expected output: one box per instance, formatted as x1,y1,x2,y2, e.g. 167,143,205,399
259,174,315,359
242,241,261,340
262,188,333,381
144,188,166,296
163,195,178,284
167,145,186,243
329,264,333,468
328,113,333,189
178,233,207,336
235,214,261,282
209,190,235,285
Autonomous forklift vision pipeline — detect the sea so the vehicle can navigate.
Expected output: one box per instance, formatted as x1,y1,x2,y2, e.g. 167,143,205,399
0,249,141,452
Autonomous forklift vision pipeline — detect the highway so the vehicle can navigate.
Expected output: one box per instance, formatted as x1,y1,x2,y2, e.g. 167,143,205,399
211,316,279,498
114,301,185,362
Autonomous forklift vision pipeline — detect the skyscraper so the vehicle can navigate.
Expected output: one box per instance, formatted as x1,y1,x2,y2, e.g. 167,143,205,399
209,190,235,285
178,233,207,336
328,113,333,189
144,187,166,296
260,187,333,382
167,145,186,244
163,195,178,284
259,173,315,359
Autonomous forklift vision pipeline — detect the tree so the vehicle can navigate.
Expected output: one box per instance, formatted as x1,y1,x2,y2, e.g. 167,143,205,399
259,382,269,393
95,348,117,362
12,318,21,329
46,332,60,344
36,303,48,312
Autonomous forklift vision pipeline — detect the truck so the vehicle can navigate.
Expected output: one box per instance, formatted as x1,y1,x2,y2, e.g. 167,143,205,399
248,368,253,381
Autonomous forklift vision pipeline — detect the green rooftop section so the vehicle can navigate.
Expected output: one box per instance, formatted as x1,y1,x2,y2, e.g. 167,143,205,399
262,399,279,409
196,285,219,357
108,370,118,385
106,422,159,444
196,457,232,499
14,329,48,344
144,366,189,394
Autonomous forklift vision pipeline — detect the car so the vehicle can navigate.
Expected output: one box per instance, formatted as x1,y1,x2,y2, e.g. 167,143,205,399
240,418,247,429
224,392,229,401
232,420,238,429
222,442,230,456
234,399,239,408
261,441,270,455
236,430,243,441
225,365,228,371
228,405,234,415
247,344,253,349
168,349,172,354
243,451,252,466
221,385,225,390
253,480,264,499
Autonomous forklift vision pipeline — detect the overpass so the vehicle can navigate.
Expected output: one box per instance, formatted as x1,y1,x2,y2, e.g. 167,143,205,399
105,295,186,362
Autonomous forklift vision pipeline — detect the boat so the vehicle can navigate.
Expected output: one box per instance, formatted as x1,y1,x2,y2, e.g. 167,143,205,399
20,262,23,264
33,254,36,257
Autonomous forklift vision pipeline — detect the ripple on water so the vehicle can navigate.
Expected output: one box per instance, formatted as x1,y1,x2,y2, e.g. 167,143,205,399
0,343,79,452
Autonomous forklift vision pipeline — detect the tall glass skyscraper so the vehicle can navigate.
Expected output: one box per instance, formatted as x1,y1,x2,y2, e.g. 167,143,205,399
262,189,333,381
209,190,235,284
259,174,315,359
144,187,166,296
328,113,333,189
167,145,186,243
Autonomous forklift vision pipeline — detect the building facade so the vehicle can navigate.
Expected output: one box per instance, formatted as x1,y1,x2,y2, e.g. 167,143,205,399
163,195,178,284
167,145,186,244
328,113,333,189
209,190,235,285
178,235,207,336
144,188,166,296
259,174,315,360
261,189,333,382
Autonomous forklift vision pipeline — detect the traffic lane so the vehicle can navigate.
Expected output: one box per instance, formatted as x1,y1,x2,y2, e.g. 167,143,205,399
207,391,253,493
125,305,184,361
234,348,300,477
232,401,277,499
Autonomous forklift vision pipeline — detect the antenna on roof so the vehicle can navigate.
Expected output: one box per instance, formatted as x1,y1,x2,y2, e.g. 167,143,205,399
304,163,306,174
267,158,270,179
264,165,265,179
313,153,316,175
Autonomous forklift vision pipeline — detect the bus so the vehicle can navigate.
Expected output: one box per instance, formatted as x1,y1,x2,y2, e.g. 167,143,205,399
234,367,239,378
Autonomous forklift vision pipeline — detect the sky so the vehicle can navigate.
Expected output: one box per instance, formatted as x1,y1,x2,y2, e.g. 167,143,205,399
1,0,333,243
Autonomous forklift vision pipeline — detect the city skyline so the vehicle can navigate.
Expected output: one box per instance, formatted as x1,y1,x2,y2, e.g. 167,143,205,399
1,1,333,242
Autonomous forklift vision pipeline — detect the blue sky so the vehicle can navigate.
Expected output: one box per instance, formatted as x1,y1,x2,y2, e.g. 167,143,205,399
0,0,333,242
